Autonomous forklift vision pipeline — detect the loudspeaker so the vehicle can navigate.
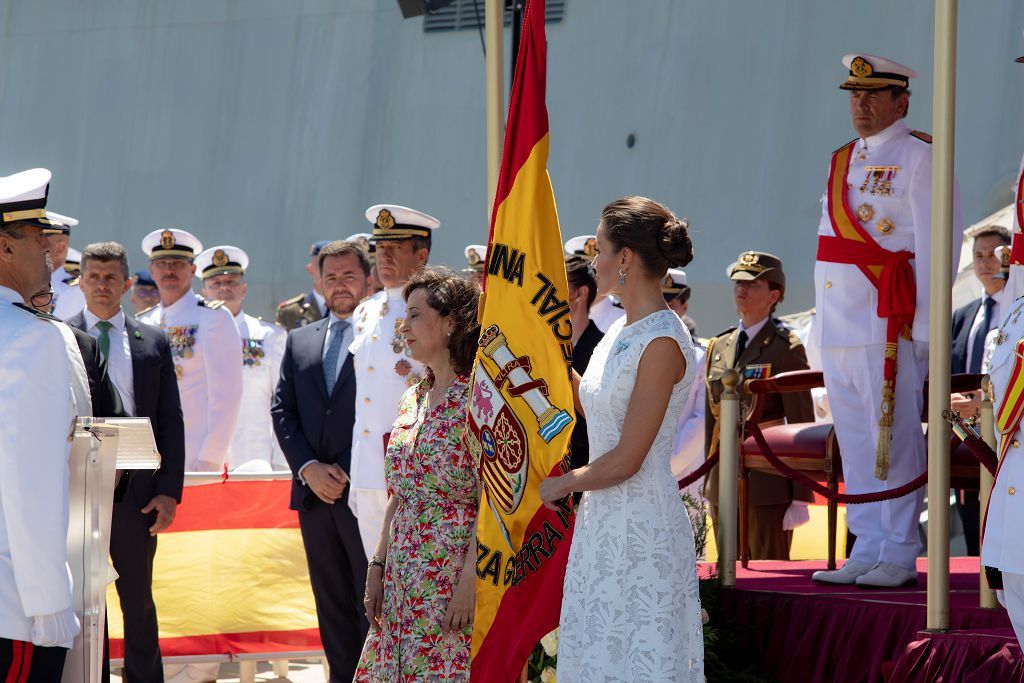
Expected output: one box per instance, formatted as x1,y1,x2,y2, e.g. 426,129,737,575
396,0,458,19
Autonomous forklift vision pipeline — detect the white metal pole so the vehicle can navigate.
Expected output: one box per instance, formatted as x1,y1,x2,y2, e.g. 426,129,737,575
926,0,958,632
718,369,740,587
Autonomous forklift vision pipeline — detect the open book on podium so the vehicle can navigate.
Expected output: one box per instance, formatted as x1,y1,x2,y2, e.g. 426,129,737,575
63,417,160,683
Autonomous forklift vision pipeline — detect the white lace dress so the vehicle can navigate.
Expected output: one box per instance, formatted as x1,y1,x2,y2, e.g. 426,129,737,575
558,310,704,682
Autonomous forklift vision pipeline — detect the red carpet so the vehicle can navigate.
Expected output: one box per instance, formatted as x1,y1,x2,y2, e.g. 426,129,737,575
706,558,1018,683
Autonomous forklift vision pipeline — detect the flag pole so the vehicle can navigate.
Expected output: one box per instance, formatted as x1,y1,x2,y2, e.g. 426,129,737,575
485,0,505,218
926,0,957,632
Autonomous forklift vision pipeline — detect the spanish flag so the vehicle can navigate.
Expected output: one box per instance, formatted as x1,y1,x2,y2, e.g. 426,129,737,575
469,0,575,679
107,480,321,659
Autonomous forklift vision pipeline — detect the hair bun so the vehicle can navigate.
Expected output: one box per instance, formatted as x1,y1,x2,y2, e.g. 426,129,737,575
658,217,694,268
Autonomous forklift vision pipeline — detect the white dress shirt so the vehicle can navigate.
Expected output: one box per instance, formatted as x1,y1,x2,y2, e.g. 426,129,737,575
737,316,770,344
83,307,136,416
966,290,1005,373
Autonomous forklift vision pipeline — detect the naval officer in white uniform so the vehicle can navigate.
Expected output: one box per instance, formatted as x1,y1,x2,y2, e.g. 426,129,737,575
564,234,623,333
811,54,962,588
0,168,80,681
197,245,287,471
348,204,437,557
39,211,86,320
138,229,243,473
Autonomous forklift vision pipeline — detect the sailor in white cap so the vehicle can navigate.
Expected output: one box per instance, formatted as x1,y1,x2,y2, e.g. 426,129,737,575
40,211,86,320
138,229,243,473
197,245,287,471
811,54,963,587
0,168,82,680
464,244,487,285
346,231,383,294
565,234,623,332
348,204,438,557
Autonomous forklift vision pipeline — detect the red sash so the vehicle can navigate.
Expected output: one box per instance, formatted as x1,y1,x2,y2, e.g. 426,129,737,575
815,140,916,479
1011,168,1024,265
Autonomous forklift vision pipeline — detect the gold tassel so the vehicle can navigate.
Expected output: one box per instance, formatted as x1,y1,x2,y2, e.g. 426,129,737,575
875,379,895,480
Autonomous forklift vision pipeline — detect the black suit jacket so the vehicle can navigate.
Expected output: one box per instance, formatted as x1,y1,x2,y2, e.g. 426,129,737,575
569,320,604,470
69,327,126,419
272,316,357,511
951,297,983,375
66,311,186,505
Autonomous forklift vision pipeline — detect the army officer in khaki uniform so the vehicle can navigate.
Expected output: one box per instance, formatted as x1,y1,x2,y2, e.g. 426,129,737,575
705,251,815,560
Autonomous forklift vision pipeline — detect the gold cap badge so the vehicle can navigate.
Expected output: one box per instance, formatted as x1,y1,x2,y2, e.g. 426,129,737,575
212,249,229,267
160,230,176,250
376,209,395,231
740,252,758,266
851,56,873,78
583,238,597,258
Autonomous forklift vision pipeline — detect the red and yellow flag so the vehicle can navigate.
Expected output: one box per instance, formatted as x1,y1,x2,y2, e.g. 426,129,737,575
469,1,575,679
107,480,322,659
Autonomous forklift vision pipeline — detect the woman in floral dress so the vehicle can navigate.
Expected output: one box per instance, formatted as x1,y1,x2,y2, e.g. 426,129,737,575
355,267,481,683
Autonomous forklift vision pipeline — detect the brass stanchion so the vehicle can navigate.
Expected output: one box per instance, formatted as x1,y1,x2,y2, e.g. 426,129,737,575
718,369,740,587
979,376,997,609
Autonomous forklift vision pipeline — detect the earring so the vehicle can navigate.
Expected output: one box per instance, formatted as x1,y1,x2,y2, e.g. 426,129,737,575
618,268,626,286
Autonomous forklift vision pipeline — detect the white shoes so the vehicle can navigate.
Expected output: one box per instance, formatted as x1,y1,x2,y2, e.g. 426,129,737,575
811,560,873,585
854,561,918,589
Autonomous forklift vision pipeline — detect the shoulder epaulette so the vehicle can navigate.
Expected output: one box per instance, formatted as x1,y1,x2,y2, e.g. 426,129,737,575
277,293,304,309
785,329,804,347
711,326,737,341
135,304,158,318
910,130,932,144
833,138,858,155
199,298,225,310
63,276,80,287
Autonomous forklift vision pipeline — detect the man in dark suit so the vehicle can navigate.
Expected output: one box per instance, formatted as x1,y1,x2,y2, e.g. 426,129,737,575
705,252,815,560
71,242,185,683
565,257,604,472
272,241,372,683
950,225,1011,555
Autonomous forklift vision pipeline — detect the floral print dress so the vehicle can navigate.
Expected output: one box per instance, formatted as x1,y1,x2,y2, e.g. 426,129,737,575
354,371,479,682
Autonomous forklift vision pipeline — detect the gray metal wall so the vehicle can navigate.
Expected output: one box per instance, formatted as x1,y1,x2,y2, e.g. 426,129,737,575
2,0,1022,333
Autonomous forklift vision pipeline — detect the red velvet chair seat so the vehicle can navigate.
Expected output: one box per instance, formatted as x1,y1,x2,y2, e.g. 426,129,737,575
742,422,834,462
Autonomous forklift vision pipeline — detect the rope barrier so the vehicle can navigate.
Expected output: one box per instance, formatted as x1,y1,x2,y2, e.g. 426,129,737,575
677,450,719,490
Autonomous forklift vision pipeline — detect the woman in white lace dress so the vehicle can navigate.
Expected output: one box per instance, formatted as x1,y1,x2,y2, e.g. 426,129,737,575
539,196,704,682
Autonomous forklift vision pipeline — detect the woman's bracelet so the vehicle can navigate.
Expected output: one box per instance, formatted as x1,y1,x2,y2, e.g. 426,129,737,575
369,554,385,569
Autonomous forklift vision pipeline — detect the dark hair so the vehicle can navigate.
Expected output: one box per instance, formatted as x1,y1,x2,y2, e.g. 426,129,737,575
601,196,693,277
82,241,130,279
319,240,371,275
888,86,911,118
403,266,481,375
769,281,784,314
973,225,1011,247
566,257,597,309
410,236,432,255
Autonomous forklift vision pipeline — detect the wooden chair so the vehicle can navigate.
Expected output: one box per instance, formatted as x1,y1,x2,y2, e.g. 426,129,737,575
736,370,984,570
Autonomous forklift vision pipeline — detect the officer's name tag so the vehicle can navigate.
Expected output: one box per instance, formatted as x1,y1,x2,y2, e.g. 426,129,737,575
743,364,772,380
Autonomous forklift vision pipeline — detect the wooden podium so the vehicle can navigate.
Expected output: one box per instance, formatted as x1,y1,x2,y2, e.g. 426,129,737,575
63,417,160,683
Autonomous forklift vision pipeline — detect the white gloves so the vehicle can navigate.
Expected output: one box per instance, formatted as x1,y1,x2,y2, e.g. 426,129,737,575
31,607,80,649
782,500,811,531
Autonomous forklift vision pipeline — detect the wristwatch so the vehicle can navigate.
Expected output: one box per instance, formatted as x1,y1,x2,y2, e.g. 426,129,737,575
369,554,385,569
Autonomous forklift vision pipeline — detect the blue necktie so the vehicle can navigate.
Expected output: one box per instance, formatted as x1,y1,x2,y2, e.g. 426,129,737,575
324,321,344,395
969,297,996,374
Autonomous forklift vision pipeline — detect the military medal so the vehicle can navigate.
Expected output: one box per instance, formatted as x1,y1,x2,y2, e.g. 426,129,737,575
242,338,265,367
856,203,875,223
392,319,408,354
395,359,412,377
175,364,184,379
876,218,895,235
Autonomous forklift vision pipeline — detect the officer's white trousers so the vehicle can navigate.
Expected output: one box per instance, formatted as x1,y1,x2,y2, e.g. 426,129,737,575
822,340,928,571
1002,572,1024,645
350,487,389,560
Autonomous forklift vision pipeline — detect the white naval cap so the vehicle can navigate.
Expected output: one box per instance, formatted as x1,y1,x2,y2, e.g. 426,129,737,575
365,204,440,242
840,54,917,91
0,168,51,228
465,244,488,272
64,247,82,275
345,232,375,255
195,245,249,280
142,228,204,261
564,235,597,261
662,268,688,294
41,210,79,235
